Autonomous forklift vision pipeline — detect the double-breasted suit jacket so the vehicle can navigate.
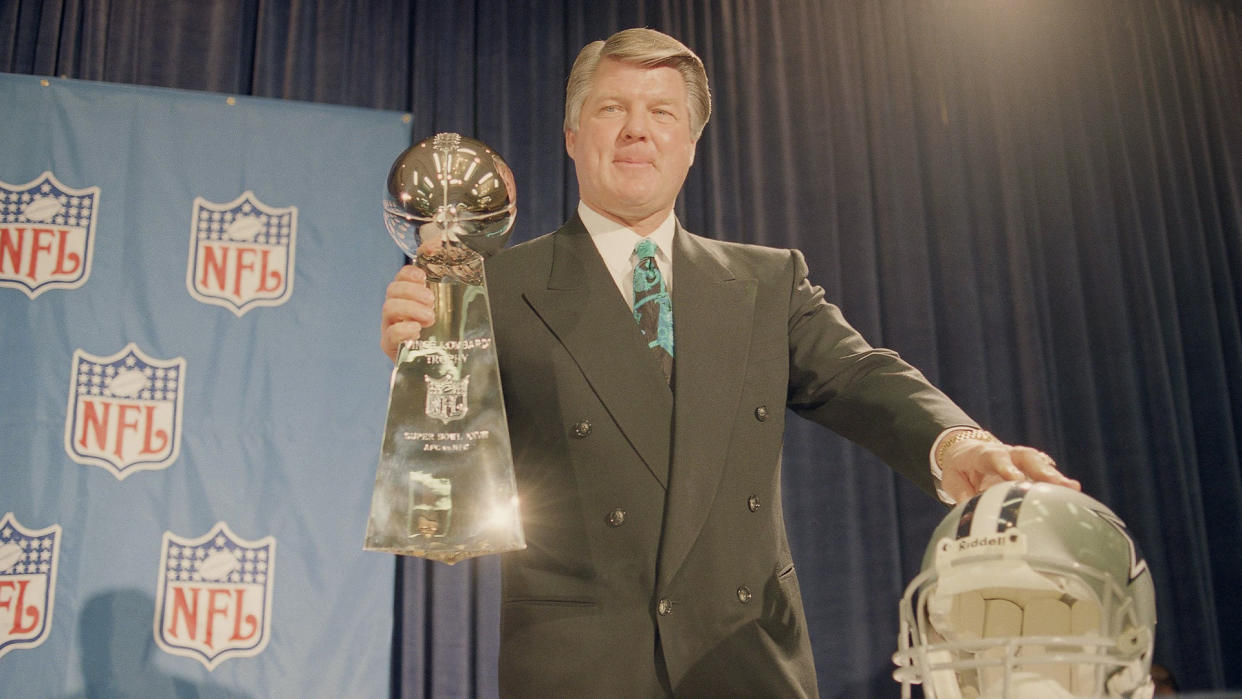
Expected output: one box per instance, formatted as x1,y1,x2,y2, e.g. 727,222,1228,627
484,214,975,697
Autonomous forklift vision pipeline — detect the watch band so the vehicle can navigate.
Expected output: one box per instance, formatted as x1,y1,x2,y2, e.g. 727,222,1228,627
930,428,1002,505
934,428,1000,474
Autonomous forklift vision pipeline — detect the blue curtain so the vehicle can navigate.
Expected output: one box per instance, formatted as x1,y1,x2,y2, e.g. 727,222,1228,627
4,0,1240,695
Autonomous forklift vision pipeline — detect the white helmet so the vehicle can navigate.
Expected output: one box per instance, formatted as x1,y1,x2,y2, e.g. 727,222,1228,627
893,482,1157,699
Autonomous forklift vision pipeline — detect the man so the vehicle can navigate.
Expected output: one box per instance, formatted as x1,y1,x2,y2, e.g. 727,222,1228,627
380,28,1079,697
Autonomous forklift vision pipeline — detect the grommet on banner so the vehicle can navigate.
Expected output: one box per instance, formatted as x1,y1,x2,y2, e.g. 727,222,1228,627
226,96,236,106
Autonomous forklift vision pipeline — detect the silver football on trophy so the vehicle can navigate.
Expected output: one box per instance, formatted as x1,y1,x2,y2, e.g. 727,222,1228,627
383,133,516,283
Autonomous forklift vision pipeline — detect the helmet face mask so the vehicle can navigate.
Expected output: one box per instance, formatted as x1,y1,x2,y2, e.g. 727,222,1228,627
893,482,1157,699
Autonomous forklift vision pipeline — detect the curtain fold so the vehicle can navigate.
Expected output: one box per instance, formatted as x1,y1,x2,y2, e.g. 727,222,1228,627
4,0,1239,694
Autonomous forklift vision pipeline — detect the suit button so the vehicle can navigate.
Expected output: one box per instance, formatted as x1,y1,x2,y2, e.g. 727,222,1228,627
572,419,592,438
754,406,769,421
657,598,673,616
606,508,626,527
737,586,752,604
747,495,761,512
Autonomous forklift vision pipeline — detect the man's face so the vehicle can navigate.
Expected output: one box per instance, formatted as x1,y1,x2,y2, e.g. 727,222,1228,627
566,58,698,232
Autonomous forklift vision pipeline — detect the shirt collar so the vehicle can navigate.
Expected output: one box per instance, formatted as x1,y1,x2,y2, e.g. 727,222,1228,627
577,201,677,267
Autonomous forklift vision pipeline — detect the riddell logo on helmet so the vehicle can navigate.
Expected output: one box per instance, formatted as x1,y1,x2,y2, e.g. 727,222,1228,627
936,532,1026,566
953,533,1019,551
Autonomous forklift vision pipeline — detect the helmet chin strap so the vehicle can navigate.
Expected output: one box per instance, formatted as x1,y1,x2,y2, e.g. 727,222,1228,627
979,671,1076,699
1107,663,1154,699
967,668,1151,699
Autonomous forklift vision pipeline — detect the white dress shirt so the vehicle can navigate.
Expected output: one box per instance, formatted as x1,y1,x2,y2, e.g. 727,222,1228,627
578,201,675,308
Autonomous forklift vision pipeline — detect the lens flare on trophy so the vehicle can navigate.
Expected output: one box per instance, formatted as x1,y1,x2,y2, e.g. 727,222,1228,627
483,496,521,532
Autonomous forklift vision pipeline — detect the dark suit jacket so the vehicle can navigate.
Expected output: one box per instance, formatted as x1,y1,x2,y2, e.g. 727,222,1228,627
485,214,975,697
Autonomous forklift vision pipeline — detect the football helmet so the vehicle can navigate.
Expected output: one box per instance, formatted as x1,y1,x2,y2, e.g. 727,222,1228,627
893,481,1156,699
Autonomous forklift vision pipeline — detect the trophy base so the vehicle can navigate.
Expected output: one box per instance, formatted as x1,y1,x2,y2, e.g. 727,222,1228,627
362,542,508,566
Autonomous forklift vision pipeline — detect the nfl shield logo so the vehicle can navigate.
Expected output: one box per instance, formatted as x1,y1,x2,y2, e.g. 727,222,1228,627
63,343,186,480
154,522,276,670
0,171,99,299
0,513,61,659
186,191,297,316
425,374,469,423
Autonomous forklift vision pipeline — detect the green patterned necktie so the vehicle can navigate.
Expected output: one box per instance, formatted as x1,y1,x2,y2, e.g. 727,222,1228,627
632,238,674,383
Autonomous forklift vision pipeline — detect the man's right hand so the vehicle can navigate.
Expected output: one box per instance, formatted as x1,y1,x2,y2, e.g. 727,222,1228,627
380,264,435,362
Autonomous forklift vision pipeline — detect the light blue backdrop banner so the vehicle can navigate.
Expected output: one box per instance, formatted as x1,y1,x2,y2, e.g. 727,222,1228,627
0,74,410,697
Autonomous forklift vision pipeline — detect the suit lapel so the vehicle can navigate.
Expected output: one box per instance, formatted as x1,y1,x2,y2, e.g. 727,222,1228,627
522,216,674,487
658,229,756,587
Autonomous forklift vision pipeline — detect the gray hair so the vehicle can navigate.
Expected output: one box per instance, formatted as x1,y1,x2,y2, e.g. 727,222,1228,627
563,28,712,140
